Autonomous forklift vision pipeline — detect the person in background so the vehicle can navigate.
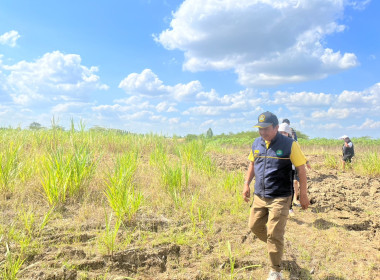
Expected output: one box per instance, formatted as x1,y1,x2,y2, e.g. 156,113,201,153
281,119,311,207
340,135,354,171
282,119,297,141
278,123,297,216
243,111,310,280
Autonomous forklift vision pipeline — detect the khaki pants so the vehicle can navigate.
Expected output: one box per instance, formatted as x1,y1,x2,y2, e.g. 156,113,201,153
248,194,291,272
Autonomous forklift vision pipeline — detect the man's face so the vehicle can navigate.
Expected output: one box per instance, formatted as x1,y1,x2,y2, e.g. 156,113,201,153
259,125,278,141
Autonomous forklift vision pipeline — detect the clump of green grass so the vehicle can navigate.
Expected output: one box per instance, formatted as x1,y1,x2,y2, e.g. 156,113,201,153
160,161,189,209
40,145,97,206
355,152,380,176
18,207,35,237
104,152,143,221
98,211,122,257
149,141,168,167
223,240,261,279
176,140,216,176
18,206,55,238
1,244,25,280
40,148,71,205
0,142,22,193
188,194,216,236
67,144,97,198
323,153,338,169
222,171,241,193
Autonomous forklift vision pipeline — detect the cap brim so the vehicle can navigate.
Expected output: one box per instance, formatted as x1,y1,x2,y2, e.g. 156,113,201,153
253,122,272,128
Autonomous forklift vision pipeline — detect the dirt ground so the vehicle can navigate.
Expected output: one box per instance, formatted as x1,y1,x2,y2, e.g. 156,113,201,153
3,152,380,280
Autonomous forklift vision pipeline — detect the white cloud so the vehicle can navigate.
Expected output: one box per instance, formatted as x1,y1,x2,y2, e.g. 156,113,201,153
320,48,357,69
127,111,153,121
52,102,91,114
92,104,125,112
150,115,167,122
274,91,333,107
119,69,166,96
0,30,20,47
168,117,180,124
346,0,371,10
81,67,380,137
114,96,141,104
317,122,343,130
156,101,178,112
184,105,226,116
171,80,202,101
358,118,380,129
311,108,352,119
200,119,215,127
337,83,380,107
93,101,153,113
155,0,358,86
0,105,12,116
118,69,202,101
2,51,108,105
167,106,178,112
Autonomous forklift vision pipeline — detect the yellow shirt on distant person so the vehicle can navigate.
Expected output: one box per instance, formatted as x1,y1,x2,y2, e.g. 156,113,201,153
248,140,306,167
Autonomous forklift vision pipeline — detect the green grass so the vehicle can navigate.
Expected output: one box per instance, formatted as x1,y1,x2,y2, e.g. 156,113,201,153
104,152,143,221
323,153,339,169
1,244,25,280
40,148,72,205
160,161,189,209
355,152,380,176
0,127,379,279
98,211,122,257
0,142,22,193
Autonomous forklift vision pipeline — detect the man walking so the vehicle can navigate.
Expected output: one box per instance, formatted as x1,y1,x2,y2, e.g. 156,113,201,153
242,111,310,280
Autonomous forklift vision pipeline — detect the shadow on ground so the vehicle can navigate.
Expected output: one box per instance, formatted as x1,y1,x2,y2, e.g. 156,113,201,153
282,260,311,279
321,275,346,280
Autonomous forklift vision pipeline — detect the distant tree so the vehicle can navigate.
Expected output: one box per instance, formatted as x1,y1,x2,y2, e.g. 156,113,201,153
29,122,43,130
90,125,107,132
109,128,129,135
185,134,198,141
206,128,213,138
51,125,65,131
295,130,309,140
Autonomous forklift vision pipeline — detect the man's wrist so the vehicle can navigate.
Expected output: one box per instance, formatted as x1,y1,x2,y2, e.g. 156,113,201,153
244,180,250,185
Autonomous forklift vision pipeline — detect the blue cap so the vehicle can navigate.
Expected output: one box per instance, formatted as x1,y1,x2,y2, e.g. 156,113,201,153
254,111,279,128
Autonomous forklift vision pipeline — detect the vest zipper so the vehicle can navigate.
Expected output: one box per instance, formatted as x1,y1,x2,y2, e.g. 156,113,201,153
262,143,268,197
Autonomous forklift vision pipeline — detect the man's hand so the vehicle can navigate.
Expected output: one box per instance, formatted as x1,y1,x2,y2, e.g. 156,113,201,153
242,184,251,203
299,193,310,210
306,162,312,170
296,164,309,210
243,161,254,203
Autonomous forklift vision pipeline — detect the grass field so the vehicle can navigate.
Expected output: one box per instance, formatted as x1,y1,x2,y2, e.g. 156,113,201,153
0,128,379,279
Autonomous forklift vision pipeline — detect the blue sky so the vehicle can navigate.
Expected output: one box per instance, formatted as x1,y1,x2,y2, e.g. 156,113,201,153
0,0,379,138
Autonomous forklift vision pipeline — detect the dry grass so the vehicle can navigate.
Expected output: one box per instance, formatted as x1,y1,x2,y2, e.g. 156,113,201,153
0,130,379,279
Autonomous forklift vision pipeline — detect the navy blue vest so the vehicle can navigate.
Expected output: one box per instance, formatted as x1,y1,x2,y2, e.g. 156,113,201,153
342,142,354,157
252,133,293,198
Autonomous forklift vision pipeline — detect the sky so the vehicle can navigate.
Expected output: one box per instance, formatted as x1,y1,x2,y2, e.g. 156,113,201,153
0,0,379,138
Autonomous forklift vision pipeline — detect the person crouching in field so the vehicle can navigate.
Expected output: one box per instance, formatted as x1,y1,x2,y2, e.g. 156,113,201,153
341,135,354,171
242,111,310,280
